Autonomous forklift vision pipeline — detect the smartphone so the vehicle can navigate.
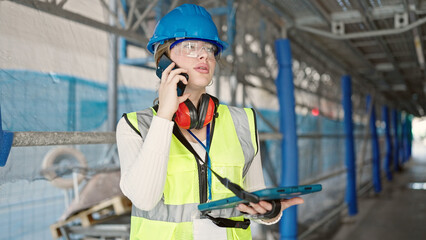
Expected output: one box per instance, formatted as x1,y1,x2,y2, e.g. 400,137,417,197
156,55,188,96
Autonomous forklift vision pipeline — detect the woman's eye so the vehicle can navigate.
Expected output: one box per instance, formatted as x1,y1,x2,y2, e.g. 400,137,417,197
186,44,196,50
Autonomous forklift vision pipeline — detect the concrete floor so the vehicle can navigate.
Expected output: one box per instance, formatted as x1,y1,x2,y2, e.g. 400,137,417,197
331,141,426,240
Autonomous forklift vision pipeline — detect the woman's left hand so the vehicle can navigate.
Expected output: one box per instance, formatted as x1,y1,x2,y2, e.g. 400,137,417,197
236,197,304,222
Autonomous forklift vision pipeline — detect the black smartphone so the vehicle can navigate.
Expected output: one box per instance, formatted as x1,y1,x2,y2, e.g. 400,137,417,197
156,55,188,96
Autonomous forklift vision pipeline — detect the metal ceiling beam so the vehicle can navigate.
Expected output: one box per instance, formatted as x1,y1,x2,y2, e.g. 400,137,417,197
405,0,426,114
10,0,149,45
405,0,425,69
291,4,408,25
261,0,295,27
296,17,426,40
252,0,285,28
354,0,416,115
297,1,420,115
302,1,388,95
130,0,158,31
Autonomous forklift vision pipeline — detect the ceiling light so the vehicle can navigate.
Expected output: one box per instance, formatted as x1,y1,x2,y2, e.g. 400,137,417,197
375,63,395,71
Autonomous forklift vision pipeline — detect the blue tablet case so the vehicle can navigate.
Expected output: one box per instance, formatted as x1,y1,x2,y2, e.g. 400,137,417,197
198,184,322,212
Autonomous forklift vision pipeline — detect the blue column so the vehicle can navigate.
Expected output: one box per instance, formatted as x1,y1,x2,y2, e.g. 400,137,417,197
275,39,299,240
401,115,408,163
407,116,413,159
367,96,381,193
397,112,403,168
392,110,400,171
403,114,412,162
342,75,358,216
226,0,236,56
382,106,393,181
0,106,14,167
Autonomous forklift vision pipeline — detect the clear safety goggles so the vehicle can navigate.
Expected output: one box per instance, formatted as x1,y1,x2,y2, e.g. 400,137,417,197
170,40,219,59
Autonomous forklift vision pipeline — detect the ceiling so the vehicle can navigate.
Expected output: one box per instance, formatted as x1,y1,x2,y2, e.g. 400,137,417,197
10,0,426,117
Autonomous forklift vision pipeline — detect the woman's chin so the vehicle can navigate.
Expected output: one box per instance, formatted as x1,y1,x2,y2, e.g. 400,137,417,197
187,78,211,88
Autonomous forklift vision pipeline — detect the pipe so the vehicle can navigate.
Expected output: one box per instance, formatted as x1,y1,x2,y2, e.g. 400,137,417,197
296,17,426,40
12,132,116,146
108,0,118,131
275,38,299,240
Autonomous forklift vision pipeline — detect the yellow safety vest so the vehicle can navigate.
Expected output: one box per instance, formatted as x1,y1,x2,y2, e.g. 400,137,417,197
123,104,258,240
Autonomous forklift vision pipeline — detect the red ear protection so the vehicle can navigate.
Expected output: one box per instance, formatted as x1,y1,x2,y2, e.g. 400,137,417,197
175,94,217,129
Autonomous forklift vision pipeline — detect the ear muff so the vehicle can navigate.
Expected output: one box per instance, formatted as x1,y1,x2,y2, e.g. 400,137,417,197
174,94,217,130
175,99,198,129
196,94,215,129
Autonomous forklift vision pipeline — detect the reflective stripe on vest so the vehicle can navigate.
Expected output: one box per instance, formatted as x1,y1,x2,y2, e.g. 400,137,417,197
124,104,257,240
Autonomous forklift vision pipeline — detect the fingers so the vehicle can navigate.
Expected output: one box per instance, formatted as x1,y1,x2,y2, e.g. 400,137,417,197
248,202,269,215
258,201,273,211
236,198,305,216
236,203,257,215
236,201,272,215
161,62,188,85
160,62,176,82
280,197,304,210
157,62,189,120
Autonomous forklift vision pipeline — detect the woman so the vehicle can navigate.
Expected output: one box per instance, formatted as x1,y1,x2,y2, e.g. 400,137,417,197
117,4,303,240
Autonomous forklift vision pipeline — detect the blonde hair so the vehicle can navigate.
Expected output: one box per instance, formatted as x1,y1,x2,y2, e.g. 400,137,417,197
154,40,174,67
153,40,174,106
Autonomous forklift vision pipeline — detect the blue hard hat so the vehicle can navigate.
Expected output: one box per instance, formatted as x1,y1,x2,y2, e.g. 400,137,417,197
147,4,228,54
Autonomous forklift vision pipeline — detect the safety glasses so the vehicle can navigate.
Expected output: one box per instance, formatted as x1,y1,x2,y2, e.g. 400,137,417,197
171,40,219,60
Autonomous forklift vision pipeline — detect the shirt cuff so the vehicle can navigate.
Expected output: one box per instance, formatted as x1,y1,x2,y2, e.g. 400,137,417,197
251,211,283,225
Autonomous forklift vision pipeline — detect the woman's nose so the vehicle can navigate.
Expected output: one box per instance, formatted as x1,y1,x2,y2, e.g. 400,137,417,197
197,48,209,59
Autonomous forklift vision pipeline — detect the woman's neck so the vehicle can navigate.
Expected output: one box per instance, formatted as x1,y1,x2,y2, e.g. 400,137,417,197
180,125,207,143
185,88,206,107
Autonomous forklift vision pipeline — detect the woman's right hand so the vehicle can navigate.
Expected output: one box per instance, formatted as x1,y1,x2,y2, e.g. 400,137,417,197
156,62,190,120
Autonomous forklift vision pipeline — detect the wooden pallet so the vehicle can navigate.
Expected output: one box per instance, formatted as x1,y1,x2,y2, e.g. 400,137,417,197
50,195,132,239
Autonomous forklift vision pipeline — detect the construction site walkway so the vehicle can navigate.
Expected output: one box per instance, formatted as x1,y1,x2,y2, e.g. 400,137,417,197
331,141,426,240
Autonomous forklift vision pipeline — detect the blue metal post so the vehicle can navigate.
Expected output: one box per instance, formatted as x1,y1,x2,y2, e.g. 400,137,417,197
342,75,358,216
407,115,413,159
367,96,381,193
401,115,408,163
398,111,404,168
403,114,412,162
382,106,393,181
392,109,400,171
275,39,299,240
0,106,14,167
225,0,236,56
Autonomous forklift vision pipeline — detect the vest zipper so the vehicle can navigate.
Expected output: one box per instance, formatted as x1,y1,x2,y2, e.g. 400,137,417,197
199,163,207,203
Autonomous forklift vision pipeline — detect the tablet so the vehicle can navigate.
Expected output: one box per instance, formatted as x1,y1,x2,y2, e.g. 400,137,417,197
198,184,322,212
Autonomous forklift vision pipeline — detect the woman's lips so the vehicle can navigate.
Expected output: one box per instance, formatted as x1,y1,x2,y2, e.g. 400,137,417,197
194,64,209,73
